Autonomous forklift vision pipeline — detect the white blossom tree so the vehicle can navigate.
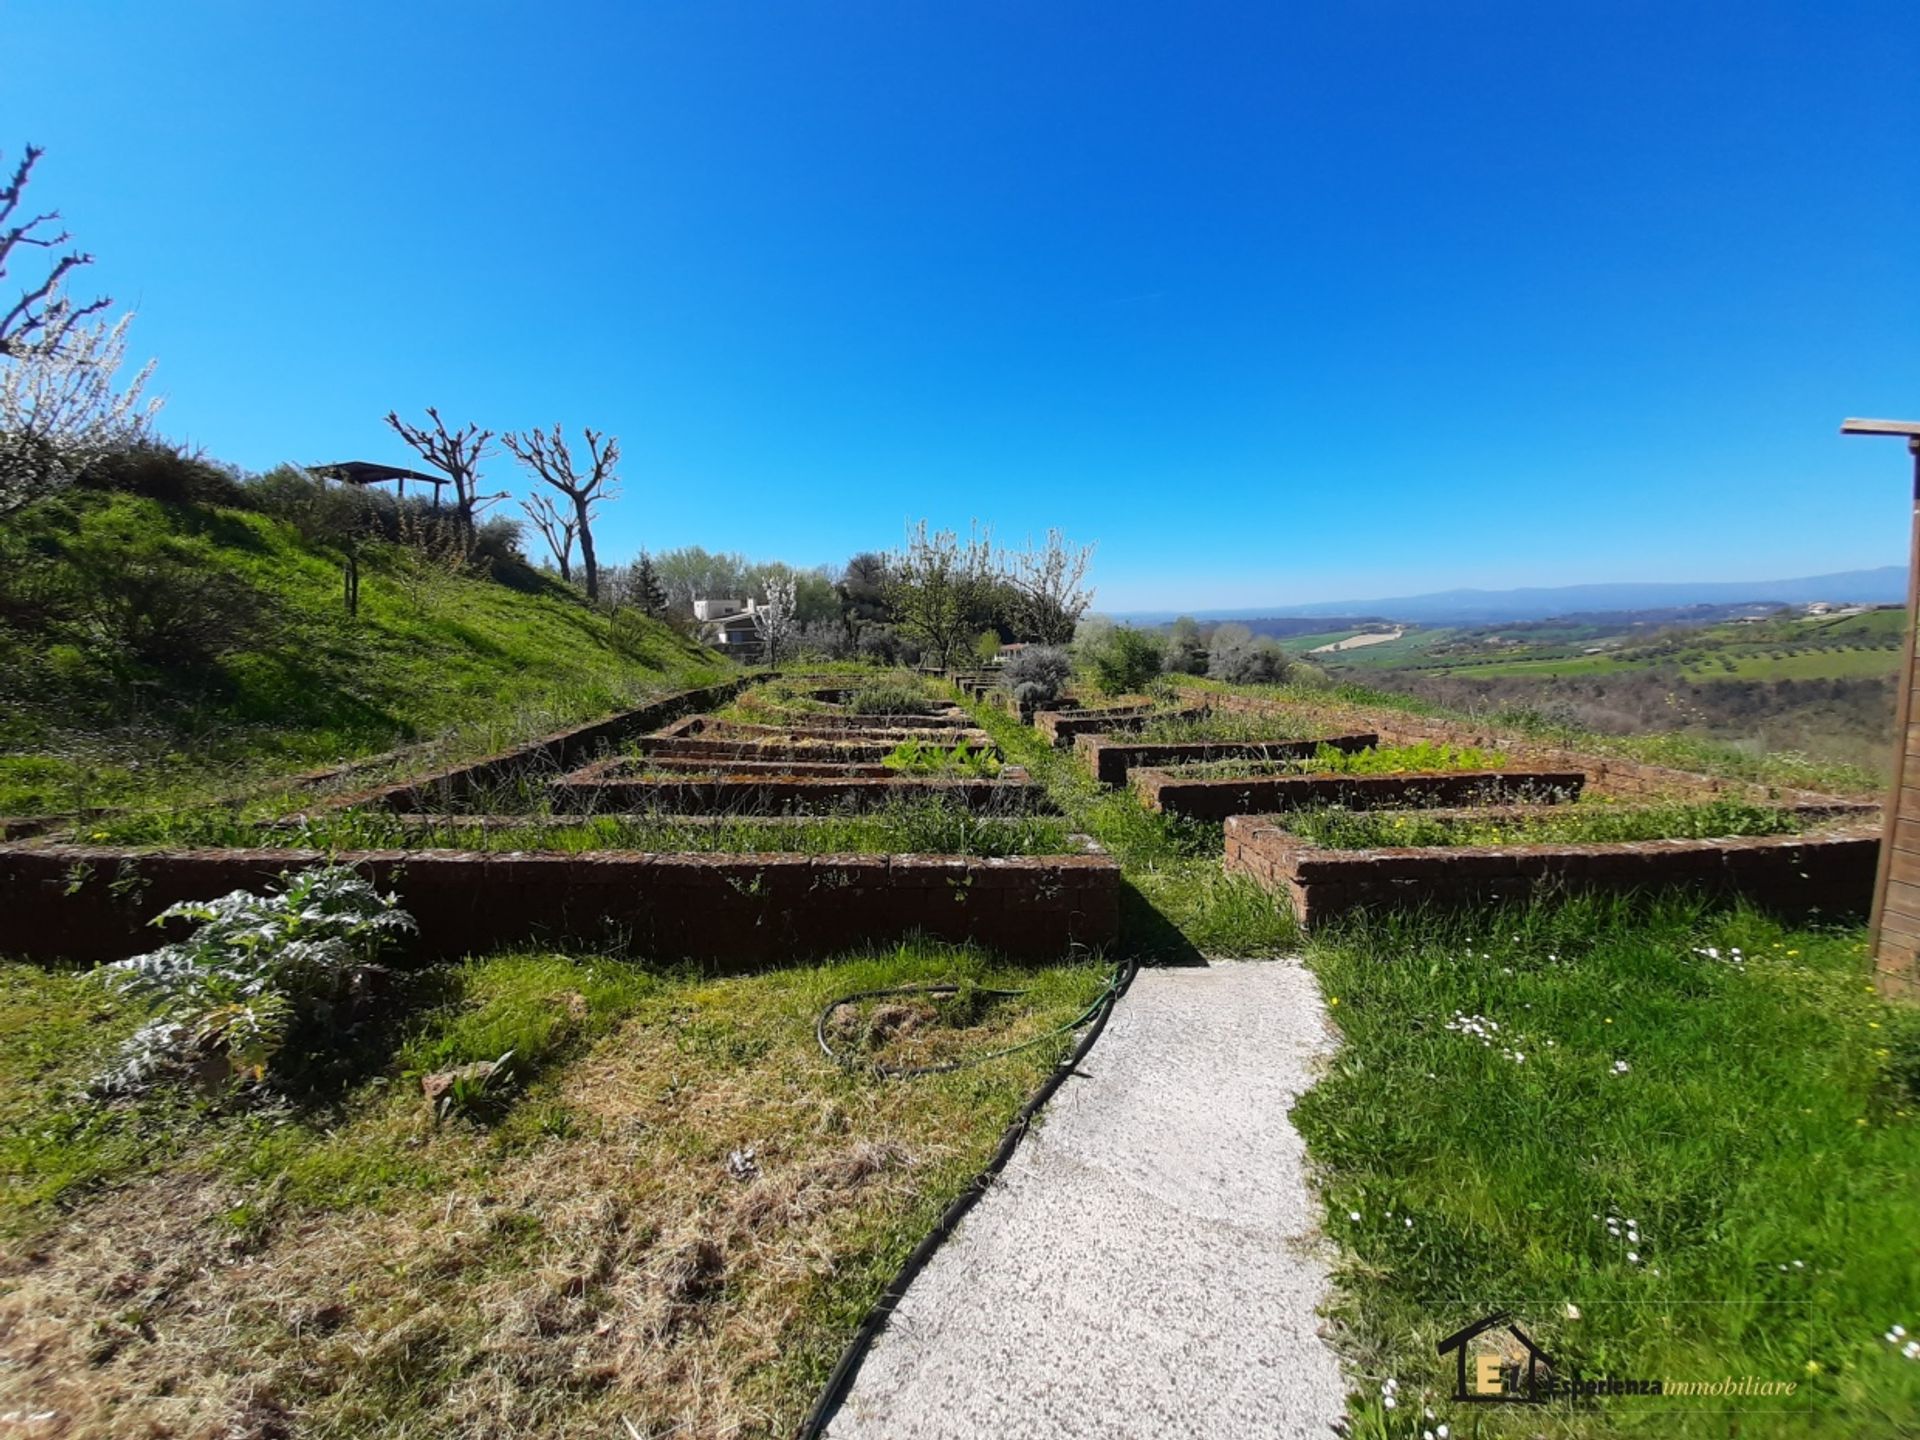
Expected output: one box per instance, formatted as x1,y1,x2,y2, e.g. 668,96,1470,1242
754,573,798,665
0,288,160,517
1002,529,1096,644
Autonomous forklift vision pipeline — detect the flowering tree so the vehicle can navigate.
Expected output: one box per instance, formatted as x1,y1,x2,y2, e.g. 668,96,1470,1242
883,520,995,668
1002,529,1096,644
754,573,798,665
0,288,160,516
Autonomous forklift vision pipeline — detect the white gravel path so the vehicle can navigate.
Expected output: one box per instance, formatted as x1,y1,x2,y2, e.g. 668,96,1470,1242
827,958,1348,1440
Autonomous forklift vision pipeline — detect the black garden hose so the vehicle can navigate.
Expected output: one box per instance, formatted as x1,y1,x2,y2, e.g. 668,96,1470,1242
794,952,1138,1439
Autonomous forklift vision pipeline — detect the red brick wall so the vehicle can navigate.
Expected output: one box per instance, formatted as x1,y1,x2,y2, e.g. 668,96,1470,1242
1134,768,1587,820
1224,815,1878,927
1073,732,1377,787
0,843,1119,967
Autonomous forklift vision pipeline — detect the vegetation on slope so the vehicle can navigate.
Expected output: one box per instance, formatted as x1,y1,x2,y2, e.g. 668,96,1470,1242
0,489,722,814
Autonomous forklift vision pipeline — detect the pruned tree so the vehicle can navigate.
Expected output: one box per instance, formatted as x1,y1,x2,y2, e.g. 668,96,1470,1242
1,144,111,360
754,573,798,666
883,521,995,669
502,424,619,601
1003,529,1096,644
521,489,578,582
384,407,499,551
0,290,160,517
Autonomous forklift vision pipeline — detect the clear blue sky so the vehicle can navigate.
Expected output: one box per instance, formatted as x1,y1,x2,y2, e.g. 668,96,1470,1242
5,2,1916,612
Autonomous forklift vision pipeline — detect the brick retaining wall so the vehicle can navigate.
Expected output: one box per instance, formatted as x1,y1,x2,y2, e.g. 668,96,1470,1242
1223,813,1878,927
0,841,1119,966
548,765,1038,814
324,678,755,812
1073,732,1378,787
1132,767,1587,820
1034,705,1207,749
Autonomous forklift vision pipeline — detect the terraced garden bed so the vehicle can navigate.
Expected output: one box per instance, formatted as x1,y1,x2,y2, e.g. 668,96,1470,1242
1224,801,1879,925
549,753,1036,814
1073,731,1378,787
1137,766,1584,820
1034,704,1207,748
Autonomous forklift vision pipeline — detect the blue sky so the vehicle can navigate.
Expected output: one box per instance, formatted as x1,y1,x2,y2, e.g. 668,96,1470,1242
4,2,1916,611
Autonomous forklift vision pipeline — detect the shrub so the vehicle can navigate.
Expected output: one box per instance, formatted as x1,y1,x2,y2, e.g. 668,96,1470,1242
60,531,272,669
1080,623,1164,696
849,679,932,714
1206,623,1290,684
1002,644,1072,707
92,866,415,1093
76,439,250,509
856,626,905,664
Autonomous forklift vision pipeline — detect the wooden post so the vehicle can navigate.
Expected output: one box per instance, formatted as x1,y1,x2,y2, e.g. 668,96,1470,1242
1848,420,1920,1001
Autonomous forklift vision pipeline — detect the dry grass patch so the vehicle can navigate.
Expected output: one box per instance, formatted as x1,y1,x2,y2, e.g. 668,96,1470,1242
0,946,1106,1438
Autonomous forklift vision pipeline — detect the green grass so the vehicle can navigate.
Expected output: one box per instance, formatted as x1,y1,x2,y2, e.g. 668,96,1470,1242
1164,740,1509,781
1285,799,1823,851
0,490,724,815
1300,898,1920,1437
958,689,1299,957
84,800,1078,857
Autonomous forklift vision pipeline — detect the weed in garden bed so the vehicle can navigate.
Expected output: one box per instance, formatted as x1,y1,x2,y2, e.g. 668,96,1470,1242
1287,799,1830,850
1163,740,1508,781
81,798,1078,857
880,738,1002,778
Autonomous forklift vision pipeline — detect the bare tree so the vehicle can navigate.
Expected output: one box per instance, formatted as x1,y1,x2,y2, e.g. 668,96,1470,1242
521,489,578,581
1,145,111,360
1003,528,1096,644
502,424,619,601
384,407,499,550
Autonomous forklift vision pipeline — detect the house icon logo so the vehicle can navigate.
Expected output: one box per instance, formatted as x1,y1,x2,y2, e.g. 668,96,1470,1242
1436,1312,1554,1404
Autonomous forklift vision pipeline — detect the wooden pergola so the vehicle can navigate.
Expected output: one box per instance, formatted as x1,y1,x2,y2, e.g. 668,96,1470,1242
310,460,449,503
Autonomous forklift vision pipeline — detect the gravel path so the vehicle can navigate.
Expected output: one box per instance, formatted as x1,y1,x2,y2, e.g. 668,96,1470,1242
827,958,1348,1440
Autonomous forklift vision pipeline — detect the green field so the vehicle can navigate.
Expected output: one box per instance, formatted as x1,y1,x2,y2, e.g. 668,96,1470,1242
1294,609,1906,686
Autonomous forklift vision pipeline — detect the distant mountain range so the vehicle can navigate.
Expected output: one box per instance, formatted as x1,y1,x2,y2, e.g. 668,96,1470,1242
1122,567,1909,627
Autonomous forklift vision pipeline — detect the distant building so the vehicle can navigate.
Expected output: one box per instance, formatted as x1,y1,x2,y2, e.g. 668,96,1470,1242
693,596,763,657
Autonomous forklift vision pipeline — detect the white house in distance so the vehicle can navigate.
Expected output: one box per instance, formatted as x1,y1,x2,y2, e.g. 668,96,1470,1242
693,597,763,656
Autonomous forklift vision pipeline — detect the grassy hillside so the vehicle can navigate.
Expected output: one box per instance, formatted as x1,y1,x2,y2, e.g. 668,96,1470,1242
0,490,725,814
